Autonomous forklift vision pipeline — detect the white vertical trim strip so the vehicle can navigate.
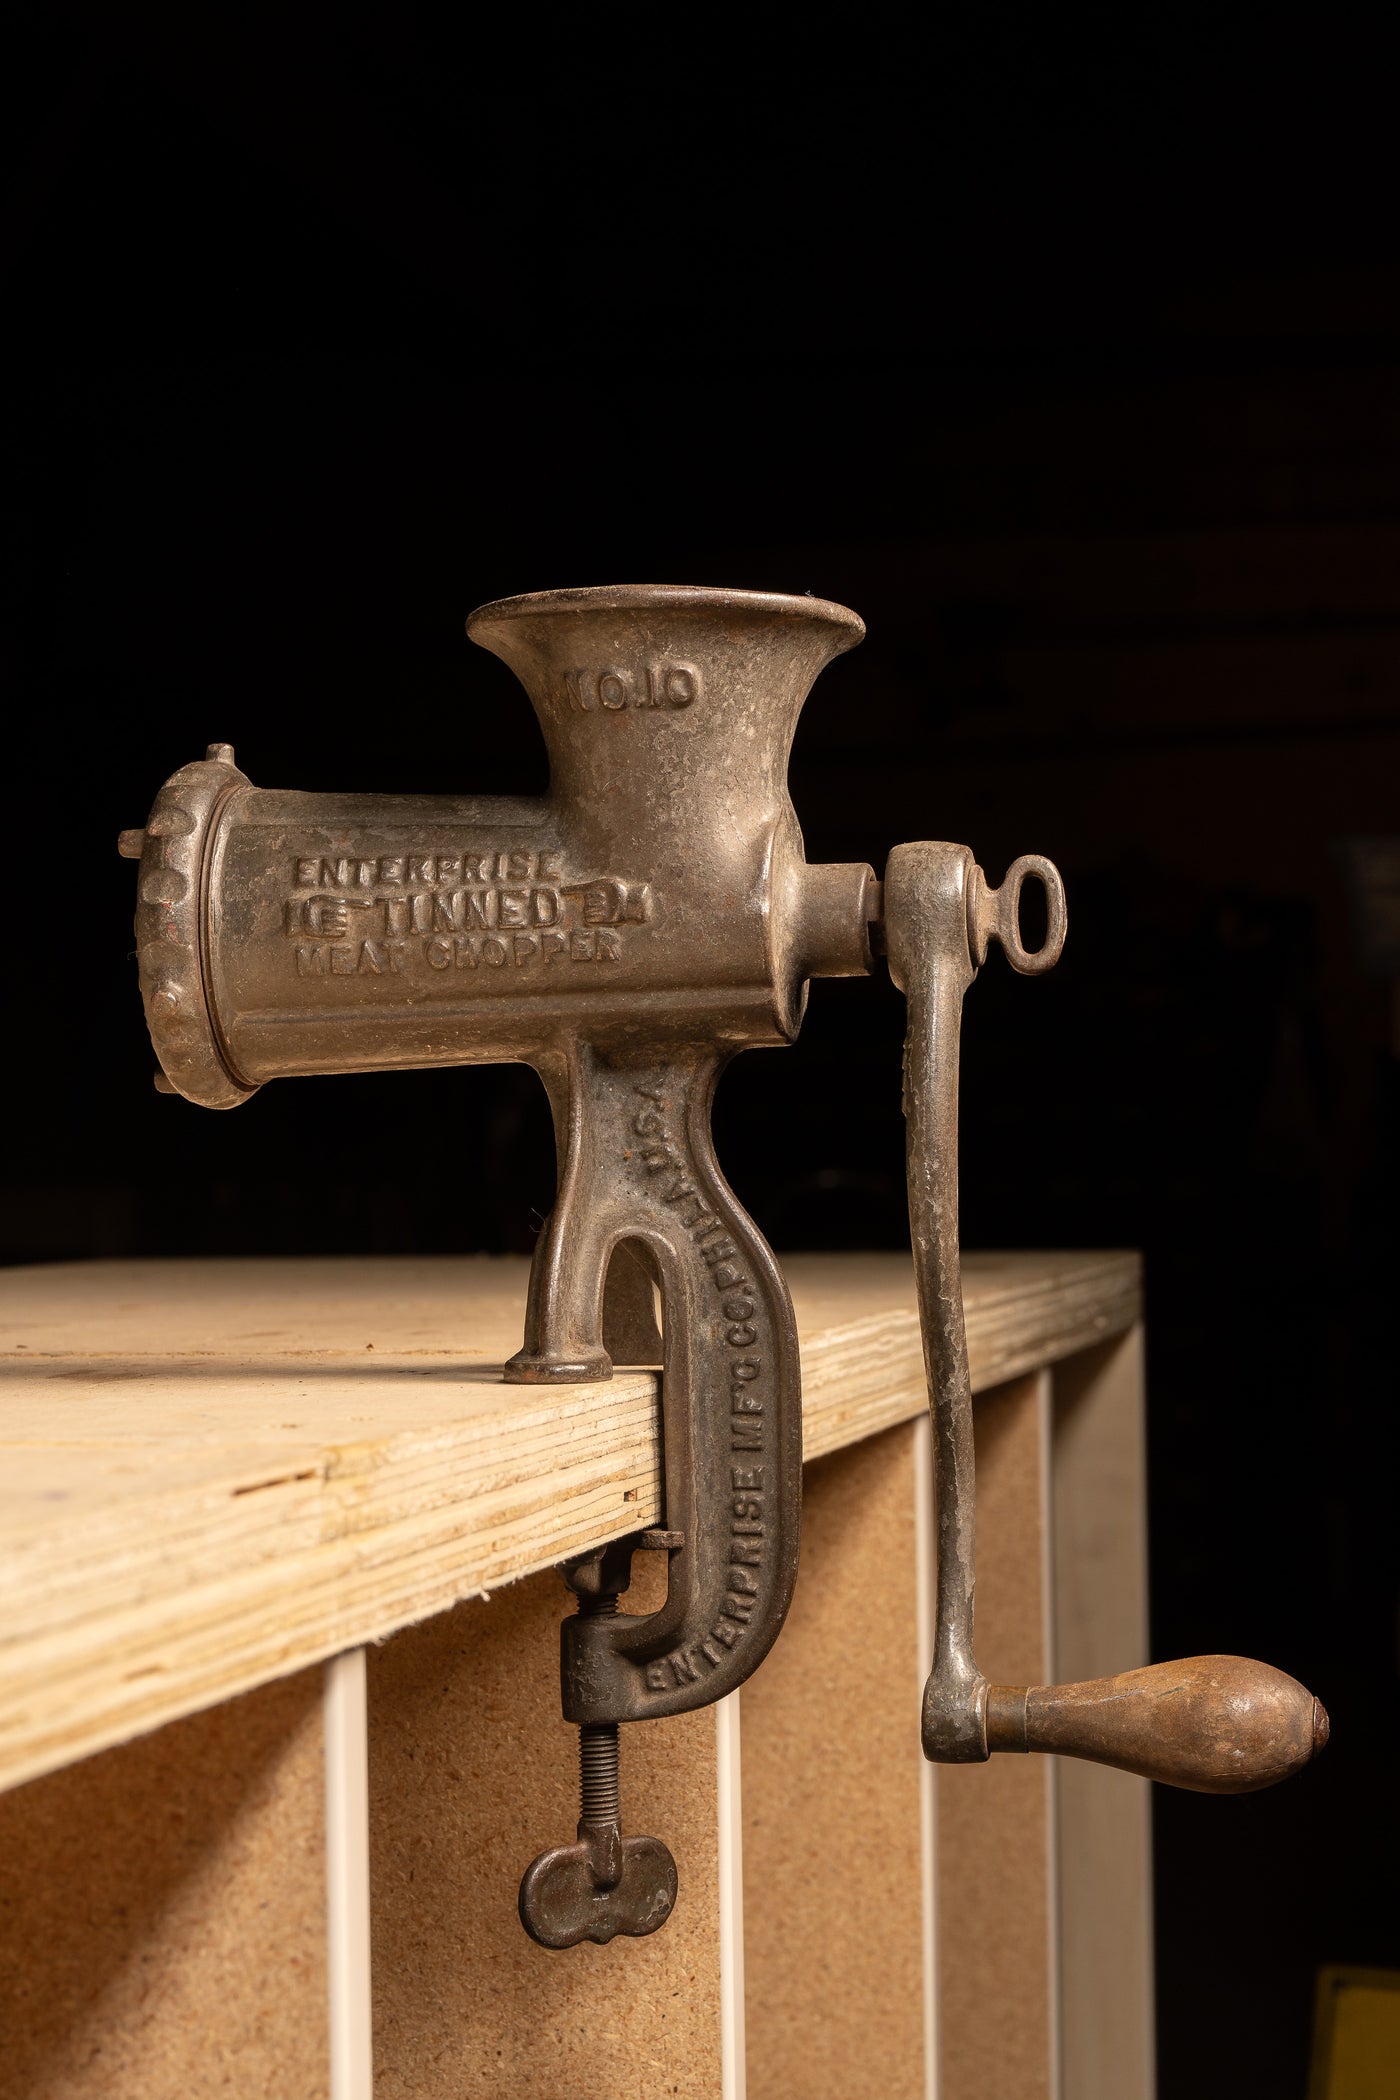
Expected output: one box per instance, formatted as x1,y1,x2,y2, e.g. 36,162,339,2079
716,1690,747,2100
324,1648,373,2100
1037,1369,1063,2100
913,1414,940,2100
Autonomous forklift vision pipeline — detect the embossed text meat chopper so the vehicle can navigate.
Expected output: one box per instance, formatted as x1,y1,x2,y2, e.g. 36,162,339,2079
120,586,1327,1948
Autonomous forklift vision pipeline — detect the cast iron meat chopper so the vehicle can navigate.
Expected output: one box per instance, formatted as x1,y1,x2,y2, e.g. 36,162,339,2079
120,585,1327,1948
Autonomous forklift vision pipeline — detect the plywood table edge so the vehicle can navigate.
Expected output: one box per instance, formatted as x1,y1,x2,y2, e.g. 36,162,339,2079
0,1251,1139,1794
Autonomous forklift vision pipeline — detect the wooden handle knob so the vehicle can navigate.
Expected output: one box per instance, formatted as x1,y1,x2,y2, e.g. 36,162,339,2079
985,1655,1328,1794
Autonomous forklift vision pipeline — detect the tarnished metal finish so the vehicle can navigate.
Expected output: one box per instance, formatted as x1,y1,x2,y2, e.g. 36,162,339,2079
520,1041,803,1726
884,841,1328,1792
124,587,868,1740
885,842,990,1762
125,585,871,1944
885,843,1066,1762
519,1581,679,1948
130,743,255,1110
132,588,872,1104
517,1742,678,1949
125,580,1328,1949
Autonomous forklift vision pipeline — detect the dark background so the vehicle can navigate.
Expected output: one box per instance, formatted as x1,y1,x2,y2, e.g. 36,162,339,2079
5,6,1398,2092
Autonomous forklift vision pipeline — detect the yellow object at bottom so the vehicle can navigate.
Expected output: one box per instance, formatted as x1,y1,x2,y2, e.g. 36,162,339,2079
1311,1967,1400,2100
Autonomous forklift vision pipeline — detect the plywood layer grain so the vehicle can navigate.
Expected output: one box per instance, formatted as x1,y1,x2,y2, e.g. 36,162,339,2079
0,1250,1137,1794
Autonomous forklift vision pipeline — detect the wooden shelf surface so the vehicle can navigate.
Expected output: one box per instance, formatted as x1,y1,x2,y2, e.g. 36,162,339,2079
0,1249,1138,1794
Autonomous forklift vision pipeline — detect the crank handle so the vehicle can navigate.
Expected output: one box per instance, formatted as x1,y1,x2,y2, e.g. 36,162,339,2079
886,841,1331,1803
982,1655,1329,1794
966,852,1067,974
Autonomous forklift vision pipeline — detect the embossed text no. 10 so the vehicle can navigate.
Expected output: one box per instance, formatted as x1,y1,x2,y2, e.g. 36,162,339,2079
563,661,701,712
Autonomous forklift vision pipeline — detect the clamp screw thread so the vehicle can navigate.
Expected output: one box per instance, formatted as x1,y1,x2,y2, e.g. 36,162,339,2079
579,1723,621,1826
575,1589,621,1829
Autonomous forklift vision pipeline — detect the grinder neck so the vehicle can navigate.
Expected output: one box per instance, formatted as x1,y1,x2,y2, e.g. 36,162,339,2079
465,584,864,844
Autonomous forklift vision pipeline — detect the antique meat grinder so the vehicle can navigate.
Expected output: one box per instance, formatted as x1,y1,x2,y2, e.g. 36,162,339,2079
120,586,1327,1948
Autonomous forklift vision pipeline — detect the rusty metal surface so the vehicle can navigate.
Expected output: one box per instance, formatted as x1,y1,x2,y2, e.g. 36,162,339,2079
126,585,872,1944
129,588,873,1104
127,591,876,1749
884,839,1327,1794
518,1580,679,1948
124,580,1326,1949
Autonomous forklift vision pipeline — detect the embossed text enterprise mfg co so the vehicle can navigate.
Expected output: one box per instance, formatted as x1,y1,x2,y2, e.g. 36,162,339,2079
120,586,1327,1949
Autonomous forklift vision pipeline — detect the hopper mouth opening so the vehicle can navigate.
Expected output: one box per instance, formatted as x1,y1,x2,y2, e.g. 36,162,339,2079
466,583,865,647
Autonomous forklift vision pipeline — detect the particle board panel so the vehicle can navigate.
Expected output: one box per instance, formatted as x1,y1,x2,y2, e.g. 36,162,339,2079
741,1422,926,2100
0,1666,327,2100
936,1372,1057,2100
1051,1328,1155,2100
367,1552,723,2099
0,1250,1139,1795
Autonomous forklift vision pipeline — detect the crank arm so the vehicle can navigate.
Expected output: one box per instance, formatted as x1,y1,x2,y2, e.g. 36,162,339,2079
884,842,1328,1793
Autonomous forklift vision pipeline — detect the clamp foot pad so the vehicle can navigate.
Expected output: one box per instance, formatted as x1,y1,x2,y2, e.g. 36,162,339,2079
518,1831,678,1948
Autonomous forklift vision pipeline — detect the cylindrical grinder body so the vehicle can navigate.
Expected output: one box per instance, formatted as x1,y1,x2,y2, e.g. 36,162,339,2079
131,588,875,1106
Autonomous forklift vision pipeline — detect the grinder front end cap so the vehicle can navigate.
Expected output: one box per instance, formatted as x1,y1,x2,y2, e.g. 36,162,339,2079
121,583,1327,1950
121,741,256,1110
